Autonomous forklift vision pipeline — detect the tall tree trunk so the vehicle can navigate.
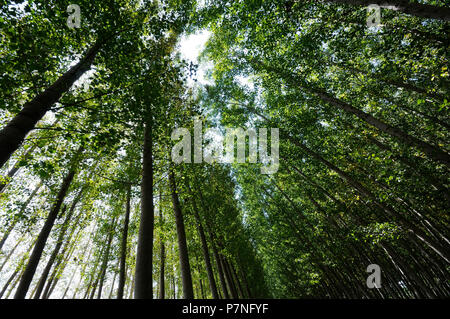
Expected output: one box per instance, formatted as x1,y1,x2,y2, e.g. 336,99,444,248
13,167,76,299
0,235,25,272
168,168,194,299
43,222,82,299
221,255,238,299
97,216,117,299
0,182,42,250
158,189,166,299
34,186,84,299
0,145,36,193
62,264,78,299
197,187,230,299
0,41,102,168
135,121,155,299
118,185,131,299
326,0,450,21
189,192,219,299
108,272,117,299
257,62,450,167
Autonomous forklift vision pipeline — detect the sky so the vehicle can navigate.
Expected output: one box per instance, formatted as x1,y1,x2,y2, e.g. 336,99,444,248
178,31,213,87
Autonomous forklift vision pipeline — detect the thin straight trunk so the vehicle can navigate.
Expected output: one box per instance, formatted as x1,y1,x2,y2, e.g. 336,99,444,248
314,89,450,167
158,189,165,299
190,194,219,299
7,267,26,298
168,168,194,299
62,264,78,299
72,225,96,298
212,243,229,299
285,132,450,262
44,226,81,299
259,62,450,167
0,182,42,250
34,188,83,299
326,0,450,21
135,121,155,299
0,270,18,298
221,255,238,299
128,274,135,299
13,168,75,299
0,235,24,272
33,203,69,299
230,262,245,299
118,185,131,299
97,216,117,299
0,41,102,168
196,187,229,299
0,144,36,193
108,272,117,299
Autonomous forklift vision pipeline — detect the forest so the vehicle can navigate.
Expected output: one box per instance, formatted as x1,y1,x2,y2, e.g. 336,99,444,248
0,0,449,300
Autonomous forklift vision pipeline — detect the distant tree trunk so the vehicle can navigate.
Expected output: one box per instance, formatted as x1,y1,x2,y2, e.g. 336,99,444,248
0,41,102,168
230,262,245,298
44,224,82,299
0,235,25,272
62,263,78,299
13,168,76,299
0,182,42,250
108,272,117,299
0,145,36,193
326,0,450,21
196,187,230,299
0,269,18,298
97,216,117,299
259,62,450,167
159,189,166,299
189,192,219,299
33,204,69,299
118,185,131,299
221,255,239,299
34,186,84,299
135,121,155,299
168,168,194,299
285,132,450,263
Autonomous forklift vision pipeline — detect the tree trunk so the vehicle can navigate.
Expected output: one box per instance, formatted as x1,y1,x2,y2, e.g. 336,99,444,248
158,189,166,299
97,216,117,299
189,193,219,299
34,187,84,299
134,121,155,299
0,41,102,168
0,182,42,250
13,168,75,299
0,145,36,193
169,168,194,299
118,185,131,299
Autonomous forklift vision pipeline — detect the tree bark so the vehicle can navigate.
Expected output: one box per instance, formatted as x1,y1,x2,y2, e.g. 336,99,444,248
134,121,155,299
158,189,166,299
190,194,219,299
13,168,76,299
0,182,42,251
0,41,102,168
169,168,194,299
118,185,131,299
96,216,116,299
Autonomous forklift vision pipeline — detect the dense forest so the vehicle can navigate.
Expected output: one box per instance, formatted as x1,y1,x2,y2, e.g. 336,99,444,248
0,0,449,300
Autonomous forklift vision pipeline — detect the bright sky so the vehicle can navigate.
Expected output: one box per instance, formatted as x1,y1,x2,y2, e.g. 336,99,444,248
178,31,213,87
